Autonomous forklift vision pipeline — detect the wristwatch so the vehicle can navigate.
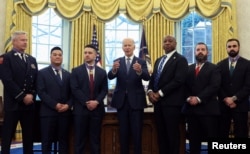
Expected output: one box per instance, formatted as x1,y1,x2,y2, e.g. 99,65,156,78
232,96,237,101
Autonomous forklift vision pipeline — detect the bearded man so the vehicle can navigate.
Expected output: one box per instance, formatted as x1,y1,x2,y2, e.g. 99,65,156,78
217,38,250,138
182,42,221,154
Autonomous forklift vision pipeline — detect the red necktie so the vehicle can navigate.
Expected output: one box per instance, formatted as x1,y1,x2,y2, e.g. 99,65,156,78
195,66,200,76
89,66,94,99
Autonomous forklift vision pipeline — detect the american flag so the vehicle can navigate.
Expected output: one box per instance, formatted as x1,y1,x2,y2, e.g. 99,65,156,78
139,28,152,74
91,25,102,67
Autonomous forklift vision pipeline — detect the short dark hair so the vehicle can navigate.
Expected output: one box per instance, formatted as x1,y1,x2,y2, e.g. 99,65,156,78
50,46,63,54
84,44,97,52
196,42,208,51
227,38,240,47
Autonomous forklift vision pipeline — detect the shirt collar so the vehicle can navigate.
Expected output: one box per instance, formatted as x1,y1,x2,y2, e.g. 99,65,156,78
125,55,134,60
51,65,62,71
164,50,176,58
12,48,24,54
85,63,95,70
229,55,239,62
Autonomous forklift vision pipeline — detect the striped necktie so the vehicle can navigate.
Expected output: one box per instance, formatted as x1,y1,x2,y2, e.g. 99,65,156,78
154,55,167,90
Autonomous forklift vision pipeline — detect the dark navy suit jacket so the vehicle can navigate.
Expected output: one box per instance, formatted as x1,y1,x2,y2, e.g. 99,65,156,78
37,66,72,116
217,57,250,112
182,62,221,115
148,52,188,107
70,64,108,115
1,50,38,111
108,56,150,110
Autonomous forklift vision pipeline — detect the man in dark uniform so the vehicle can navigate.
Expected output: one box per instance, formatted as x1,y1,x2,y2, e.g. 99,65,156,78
1,31,38,154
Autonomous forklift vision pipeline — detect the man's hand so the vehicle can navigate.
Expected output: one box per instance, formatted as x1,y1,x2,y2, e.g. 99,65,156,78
23,94,34,105
148,91,160,104
86,100,99,111
133,60,142,74
112,60,120,73
187,96,199,106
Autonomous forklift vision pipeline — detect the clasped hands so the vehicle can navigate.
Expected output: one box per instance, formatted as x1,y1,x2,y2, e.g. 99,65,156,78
223,97,237,108
86,100,99,111
148,91,160,104
187,96,199,106
112,60,142,73
56,103,69,112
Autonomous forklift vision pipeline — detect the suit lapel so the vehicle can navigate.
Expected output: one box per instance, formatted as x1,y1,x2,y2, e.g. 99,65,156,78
49,67,62,86
12,52,26,70
161,52,177,74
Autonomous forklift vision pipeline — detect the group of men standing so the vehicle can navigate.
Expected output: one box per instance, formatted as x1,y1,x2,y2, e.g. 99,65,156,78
0,31,249,154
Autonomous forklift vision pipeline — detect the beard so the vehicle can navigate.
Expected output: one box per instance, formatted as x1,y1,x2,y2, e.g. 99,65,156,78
228,50,239,57
195,54,207,63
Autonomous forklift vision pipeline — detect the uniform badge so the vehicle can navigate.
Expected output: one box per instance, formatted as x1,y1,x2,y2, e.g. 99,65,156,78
31,64,36,69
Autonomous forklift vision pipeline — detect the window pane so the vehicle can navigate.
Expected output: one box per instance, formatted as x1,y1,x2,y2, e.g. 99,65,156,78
181,12,212,64
105,14,140,89
32,8,63,70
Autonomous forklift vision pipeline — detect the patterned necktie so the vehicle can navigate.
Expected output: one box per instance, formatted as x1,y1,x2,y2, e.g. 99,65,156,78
230,61,236,76
89,66,94,99
154,55,167,90
126,58,131,73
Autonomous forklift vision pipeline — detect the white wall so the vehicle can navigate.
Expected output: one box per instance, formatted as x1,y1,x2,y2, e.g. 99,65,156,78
236,0,250,59
0,0,6,96
0,0,6,55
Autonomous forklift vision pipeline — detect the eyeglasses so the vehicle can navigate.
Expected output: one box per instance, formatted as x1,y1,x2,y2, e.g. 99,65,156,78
227,45,238,48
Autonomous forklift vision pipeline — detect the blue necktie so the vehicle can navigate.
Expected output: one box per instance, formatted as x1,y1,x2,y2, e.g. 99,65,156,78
154,55,167,90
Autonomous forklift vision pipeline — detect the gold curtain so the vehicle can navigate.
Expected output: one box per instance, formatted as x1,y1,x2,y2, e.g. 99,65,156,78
4,0,237,65
4,1,32,53
212,0,238,63
143,14,175,67
70,13,104,68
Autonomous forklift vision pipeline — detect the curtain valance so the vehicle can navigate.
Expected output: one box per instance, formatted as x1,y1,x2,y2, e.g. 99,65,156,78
16,0,233,21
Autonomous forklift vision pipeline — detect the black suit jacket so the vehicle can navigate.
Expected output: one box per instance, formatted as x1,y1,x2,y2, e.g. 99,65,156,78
1,50,38,111
70,64,108,115
182,62,221,115
37,66,72,116
107,56,150,110
148,52,188,107
217,57,250,112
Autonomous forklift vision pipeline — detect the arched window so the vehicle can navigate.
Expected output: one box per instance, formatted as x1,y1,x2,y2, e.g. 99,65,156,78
179,12,212,64
32,8,70,70
105,14,141,89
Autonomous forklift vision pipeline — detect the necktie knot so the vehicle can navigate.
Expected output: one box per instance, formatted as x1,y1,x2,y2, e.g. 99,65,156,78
195,65,200,76
87,65,94,71
55,69,61,77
